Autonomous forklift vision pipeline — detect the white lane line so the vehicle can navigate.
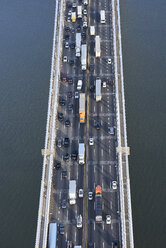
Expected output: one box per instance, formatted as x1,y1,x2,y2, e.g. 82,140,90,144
102,165,103,173
110,165,111,173
67,209,68,220
94,222,96,231
75,231,76,242
69,170,70,179
94,202,95,210
101,105,103,111
66,232,68,241
101,149,103,156
110,201,112,209
94,106,95,112
77,168,78,180
103,223,104,230
111,223,113,230
103,241,104,248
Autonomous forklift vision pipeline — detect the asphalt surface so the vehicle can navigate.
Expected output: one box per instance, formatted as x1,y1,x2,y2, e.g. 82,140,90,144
49,0,121,247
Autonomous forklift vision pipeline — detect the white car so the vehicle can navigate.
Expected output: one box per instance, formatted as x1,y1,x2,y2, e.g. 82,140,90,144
75,91,79,99
103,81,107,87
79,189,83,198
89,138,94,145
68,10,72,16
63,56,68,62
112,181,117,190
106,215,111,224
108,58,112,64
83,21,87,28
88,192,93,200
83,9,87,15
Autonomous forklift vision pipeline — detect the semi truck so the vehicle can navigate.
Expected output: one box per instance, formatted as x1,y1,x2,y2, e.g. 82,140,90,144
79,143,85,164
95,185,102,223
76,33,81,57
71,12,76,22
69,180,76,205
100,10,106,23
79,93,85,123
95,78,102,102
48,223,57,248
81,44,87,70
77,6,82,18
95,35,101,58
77,79,83,90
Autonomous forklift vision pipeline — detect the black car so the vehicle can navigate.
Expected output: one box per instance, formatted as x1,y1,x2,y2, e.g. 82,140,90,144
77,24,81,31
65,119,71,127
64,33,70,40
63,153,69,161
58,112,64,122
62,169,67,178
56,161,61,169
66,1,72,8
68,103,73,111
90,84,95,92
71,151,77,160
81,31,86,38
64,137,70,147
88,243,94,248
112,241,118,248
69,59,74,65
89,64,94,72
71,28,75,34
61,199,66,209
70,42,75,49
59,98,66,106
95,122,100,130
65,26,70,32
59,224,64,235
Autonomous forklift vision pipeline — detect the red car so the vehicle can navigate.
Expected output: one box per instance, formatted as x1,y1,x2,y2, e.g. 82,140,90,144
62,73,67,82
68,91,72,98
67,77,73,84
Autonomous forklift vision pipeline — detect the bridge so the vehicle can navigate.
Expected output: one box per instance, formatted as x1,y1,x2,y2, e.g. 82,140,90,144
35,0,134,247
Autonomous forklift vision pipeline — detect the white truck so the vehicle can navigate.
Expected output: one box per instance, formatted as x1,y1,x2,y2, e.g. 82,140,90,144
96,78,102,102
79,143,85,164
95,36,101,58
76,215,83,228
90,26,95,35
69,180,76,205
83,0,88,5
77,6,82,18
76,33,81,57
74,246,82,248
77,80,83,90
100,10,106,23
81,44,87,70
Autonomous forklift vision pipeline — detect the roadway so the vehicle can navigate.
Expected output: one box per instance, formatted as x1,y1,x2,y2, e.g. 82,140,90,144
49,0,121,247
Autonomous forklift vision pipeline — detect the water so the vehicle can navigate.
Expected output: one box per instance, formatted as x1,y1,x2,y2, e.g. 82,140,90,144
0,0,165,247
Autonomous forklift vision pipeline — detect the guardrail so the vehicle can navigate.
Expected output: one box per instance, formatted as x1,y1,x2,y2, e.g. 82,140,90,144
35,0,64,247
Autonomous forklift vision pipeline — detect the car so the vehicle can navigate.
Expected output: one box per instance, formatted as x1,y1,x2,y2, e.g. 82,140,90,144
72,2,76,8
88,192,93,200
65,41,69,48
63,56,68,62
59,224,64,235
71,28,75,34
89,138,94,146
71,151,77,160
62,73,67,82
67,16,71,22
77,24,81,31
64,33,70,39
59,98,66,106
108,127,115,135
56,161,61,169
69,59,74,65
58,112,64,122
62,169,67,178
65,26,70,32
67,77,73,84
64,137,70,147
108,58,112,64
112,241,119,248
67,241,73,248
79,189,83,198
88,243,94,248
75,91,79,99
68,91,72,98
83,9,87,15
70,42,75,49
68,103,73,111
76,214,82,228
89,64,94,72
57,138,62,148
112,181,117,190
81,31,86,38
68,10,72,15
95,121,100,130
102,81,107,87
90,84,95,92
62,199,67,209
63,153,69,161
83,21,87,28
65,119,71,127
106,215,111,224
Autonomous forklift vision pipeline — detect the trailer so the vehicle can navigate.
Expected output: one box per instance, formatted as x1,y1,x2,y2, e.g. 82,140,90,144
81,44,87,70
95,36,101,58
79,93,85,123
95,186,102,223
69,180,76,205
76,33,81,57
79,143,85,164
71,12,76,22
48,223,57,248
96,78,102,102
77,6,82,18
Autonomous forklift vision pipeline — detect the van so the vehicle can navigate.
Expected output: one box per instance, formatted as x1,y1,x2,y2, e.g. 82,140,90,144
100,10,106,24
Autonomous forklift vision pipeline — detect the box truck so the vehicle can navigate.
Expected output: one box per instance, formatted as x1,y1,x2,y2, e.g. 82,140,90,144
79,143,85,164
95,36,101,58
95,185,102,223
81,44,87,70
69,180,76,205
96,78,102,102
76,33,81,57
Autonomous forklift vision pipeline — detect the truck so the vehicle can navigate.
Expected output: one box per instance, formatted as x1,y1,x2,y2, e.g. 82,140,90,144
69,180,76,205
81,44,87,70
95,78,102,102
90,26,95,35
79,93,85,123
79,143,85,164
76,214,83,228
74,246,82,248
83,0,88,5
95,35,101,58
76,33,81,57
77,79,83,90
77,6,82,18
48,223,57,248
100,10,106,23
71,12,76,22
95,185,102,223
